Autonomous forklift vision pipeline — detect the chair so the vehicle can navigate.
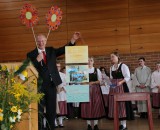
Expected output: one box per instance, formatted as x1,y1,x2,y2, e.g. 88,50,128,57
114,92,153,130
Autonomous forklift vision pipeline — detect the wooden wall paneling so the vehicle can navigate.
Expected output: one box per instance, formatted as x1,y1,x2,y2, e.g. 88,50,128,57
131,43,160,53
0,23,67,36
0,31,67,44
67,0,127,6
0,0,33,3
67,8,128,22
47,39,68,48
75,36,130,47
89,44,130,56
129,0,160,54
0,13,67,28
130,15,160,26
0,51,28,61
0,18,22,28
0,0,66,11
129,4,160,17
67,0,128,13
130,23,160,35
130,33,160,44
68,26,129,39
67,18,129,31
129,0,160,8
0,41,36,53
2,0,160,61
0,6,66,20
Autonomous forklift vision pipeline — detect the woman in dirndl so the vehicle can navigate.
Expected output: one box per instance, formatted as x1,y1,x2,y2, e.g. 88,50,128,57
81,57,106,130
151,62,160,118
55,63,68,128
108,52,134,130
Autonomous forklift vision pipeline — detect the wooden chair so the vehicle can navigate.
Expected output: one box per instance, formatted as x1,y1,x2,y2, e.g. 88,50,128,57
114,92,153,130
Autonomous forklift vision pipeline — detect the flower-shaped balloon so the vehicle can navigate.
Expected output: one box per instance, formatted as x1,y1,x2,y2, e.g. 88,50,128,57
20,3,39,28
46,6,62,31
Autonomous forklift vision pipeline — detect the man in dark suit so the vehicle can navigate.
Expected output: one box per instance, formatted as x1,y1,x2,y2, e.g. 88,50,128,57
27,32,81,130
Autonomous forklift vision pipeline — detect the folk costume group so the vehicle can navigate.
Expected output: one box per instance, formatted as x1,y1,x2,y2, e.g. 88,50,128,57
15,32,160,130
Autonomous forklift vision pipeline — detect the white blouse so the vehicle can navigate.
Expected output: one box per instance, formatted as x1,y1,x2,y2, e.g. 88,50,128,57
57,72,67,101
110,63,130,82
151,70,160,93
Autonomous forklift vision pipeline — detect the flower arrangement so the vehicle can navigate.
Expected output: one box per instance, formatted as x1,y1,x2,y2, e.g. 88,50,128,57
0,65,43,130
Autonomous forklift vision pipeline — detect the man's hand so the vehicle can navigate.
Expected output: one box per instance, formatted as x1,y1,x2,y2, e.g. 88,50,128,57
36,53,43,62
71,32,81,43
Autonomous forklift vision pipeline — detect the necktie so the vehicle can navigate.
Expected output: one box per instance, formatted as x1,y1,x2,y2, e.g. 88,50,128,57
42,51,47,64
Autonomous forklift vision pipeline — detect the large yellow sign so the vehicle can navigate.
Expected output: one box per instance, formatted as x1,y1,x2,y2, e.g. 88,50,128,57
65,46,88,64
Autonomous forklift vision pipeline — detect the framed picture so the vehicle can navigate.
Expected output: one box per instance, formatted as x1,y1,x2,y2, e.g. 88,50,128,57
66,65,89,83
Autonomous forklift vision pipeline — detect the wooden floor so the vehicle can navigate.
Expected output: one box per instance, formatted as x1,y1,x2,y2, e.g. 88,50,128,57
57,117,160,130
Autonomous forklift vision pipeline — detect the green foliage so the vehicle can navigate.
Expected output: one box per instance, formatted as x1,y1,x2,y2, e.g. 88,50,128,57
0,65,44,130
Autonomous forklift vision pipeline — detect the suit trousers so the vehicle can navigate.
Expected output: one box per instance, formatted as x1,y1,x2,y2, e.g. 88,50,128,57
38,82,57,130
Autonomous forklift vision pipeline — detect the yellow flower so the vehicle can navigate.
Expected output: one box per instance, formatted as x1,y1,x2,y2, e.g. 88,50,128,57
11,106,18,113
9,102,13,105
14,93,21,99
2,65,7,71
0,113,3,121
11,78,16,84
0,116,3,121
14,65,19,72
10,125,13,129
0,108,3,113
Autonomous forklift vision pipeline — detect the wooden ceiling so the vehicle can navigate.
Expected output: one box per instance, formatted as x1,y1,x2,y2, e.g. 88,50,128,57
1,0,160,62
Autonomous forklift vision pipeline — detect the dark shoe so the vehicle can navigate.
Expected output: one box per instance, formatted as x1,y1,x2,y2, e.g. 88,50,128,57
144,112,148,118
59,124,64,128
119,125,127,130
87,125,92,130
94,125,99,130
140,112,145,118
55,125,59,128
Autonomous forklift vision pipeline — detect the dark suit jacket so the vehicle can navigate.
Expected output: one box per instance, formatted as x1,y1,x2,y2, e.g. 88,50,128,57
27,42,74,87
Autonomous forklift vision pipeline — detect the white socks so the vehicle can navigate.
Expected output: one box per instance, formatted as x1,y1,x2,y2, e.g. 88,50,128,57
87,120,98,126
94,120,98,126
55,116,63,126
87,120,91,125
55,119,58,126
58,117,63,125
120,120,126,128
43,117,47,128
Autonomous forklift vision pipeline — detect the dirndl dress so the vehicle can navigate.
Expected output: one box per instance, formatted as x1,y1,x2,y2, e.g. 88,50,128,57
108,63,134,120
81,68,106,119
